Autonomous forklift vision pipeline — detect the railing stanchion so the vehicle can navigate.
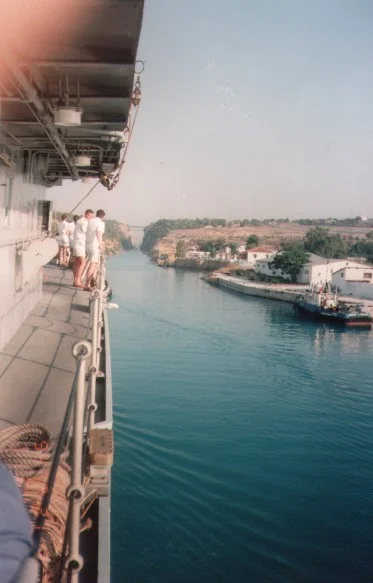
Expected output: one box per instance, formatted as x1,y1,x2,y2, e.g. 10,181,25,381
97,254,106,350
88,289,100,429
65,340,92,581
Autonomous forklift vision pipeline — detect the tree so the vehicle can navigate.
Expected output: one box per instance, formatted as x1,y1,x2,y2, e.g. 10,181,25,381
229,243,238,254
246,235,259,249
349,241,373,263
175,240,187,258
280,239,305,252
366,231,373,240
269,248,309,283
304,227,347,258
198,238,227,255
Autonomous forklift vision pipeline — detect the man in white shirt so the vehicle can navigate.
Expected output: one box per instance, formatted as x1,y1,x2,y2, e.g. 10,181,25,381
72,208,94,288
68,215,79,267
85,209,105,290
56,214,69,266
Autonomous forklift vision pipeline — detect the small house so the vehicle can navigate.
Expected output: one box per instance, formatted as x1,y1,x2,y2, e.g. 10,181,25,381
332,266,373,299
246,246,278,267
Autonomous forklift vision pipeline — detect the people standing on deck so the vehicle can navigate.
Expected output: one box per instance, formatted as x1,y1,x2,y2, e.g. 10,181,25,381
72,209,94,288
56,214,69,266
68,215,79,267
84,209,106,291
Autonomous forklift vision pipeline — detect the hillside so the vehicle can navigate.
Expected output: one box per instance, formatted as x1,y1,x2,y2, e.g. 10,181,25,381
145,222,373,261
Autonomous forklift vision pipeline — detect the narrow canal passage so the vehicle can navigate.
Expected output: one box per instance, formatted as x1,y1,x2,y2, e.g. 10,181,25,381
108,252,373,583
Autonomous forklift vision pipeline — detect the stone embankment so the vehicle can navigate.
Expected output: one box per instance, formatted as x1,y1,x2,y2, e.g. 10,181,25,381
205,273,373,314
207,274,306,302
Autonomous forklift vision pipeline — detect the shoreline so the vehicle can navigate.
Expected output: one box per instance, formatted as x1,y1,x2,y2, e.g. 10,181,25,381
205,273,373,315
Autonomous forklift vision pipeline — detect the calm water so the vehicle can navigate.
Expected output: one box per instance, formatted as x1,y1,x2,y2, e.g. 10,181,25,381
108,252,373,583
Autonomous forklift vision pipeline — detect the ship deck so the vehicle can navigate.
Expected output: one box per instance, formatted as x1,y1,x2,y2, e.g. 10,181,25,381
0,264,90,435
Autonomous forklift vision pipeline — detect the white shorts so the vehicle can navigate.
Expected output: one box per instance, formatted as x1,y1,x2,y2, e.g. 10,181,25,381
56,234,69,247
73,243,86,258
86,244,100,263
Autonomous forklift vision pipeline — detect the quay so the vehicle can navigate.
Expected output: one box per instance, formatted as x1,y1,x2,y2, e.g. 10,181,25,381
206,273,373,315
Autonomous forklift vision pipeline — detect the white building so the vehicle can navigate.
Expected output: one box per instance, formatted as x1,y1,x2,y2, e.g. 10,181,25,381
255,255,291,280
255,253,363,284
186,250,211,260
215,246,232,261
246,246,278,267
332,266,373,299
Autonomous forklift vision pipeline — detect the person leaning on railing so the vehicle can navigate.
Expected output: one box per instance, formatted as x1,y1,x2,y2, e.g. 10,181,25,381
84,209,106,291
72,209,94,289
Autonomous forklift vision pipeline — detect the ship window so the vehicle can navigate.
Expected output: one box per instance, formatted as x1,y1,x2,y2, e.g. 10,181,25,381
363,272,372,279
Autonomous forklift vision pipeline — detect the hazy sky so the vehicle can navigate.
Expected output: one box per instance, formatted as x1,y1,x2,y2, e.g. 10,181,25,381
49,0,373,224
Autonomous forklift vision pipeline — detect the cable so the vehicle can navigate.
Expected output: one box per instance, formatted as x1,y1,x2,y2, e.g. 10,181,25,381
67,180,100,216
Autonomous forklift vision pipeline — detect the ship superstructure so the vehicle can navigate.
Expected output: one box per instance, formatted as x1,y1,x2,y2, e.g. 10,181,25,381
0,0,143,349
0,2,144,581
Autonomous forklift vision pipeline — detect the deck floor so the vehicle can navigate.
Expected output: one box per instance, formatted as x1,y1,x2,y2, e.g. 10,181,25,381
0,265,91,435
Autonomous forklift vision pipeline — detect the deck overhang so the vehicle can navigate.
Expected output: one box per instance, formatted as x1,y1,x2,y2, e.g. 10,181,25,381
0,0,144,183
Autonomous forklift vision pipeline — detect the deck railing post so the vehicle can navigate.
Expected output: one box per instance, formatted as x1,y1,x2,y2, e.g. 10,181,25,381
66,340,92,581
88,289,100,429
97,254,106,350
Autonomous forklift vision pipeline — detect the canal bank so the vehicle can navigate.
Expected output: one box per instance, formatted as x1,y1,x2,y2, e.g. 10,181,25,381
206,273,373,314
207,273,306,302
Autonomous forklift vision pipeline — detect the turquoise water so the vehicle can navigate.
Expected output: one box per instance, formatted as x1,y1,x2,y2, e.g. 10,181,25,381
108,252,373,583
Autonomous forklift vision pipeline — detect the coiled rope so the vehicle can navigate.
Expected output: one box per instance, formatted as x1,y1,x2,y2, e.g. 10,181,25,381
0,424,70,582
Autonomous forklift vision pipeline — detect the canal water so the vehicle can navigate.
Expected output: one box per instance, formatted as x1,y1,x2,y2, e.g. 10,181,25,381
108,252,373,583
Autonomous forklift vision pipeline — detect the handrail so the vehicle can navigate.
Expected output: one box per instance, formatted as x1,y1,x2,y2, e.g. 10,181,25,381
62,253,108,582
65,340,92,582
88,288,100,429
33,356,84,555
87,252,106,430
0,233,46,249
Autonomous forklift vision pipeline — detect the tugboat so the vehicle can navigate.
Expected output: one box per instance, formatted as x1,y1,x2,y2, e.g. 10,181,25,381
294,285,373,328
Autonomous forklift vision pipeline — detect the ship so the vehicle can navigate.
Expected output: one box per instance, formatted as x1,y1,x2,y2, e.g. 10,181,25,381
294,286,373,328
0,1,144,581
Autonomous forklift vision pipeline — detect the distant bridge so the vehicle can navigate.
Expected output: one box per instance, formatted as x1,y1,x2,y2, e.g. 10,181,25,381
128,225,145,230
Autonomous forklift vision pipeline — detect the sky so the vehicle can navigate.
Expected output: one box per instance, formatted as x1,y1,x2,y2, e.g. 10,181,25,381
49,0,373,224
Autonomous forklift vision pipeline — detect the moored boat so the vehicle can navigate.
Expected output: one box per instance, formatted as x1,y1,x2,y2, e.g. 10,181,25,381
294,286,373,328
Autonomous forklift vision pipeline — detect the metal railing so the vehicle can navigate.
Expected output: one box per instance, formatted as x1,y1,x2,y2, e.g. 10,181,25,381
87,254,106,430
66,340,92,581
64,253,110,582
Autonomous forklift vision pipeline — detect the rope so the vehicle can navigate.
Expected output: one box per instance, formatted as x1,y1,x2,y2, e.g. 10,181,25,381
67,180,100,216
0,424,69,582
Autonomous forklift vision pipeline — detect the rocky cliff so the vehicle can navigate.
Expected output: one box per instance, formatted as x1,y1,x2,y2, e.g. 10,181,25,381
104,220,133,255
